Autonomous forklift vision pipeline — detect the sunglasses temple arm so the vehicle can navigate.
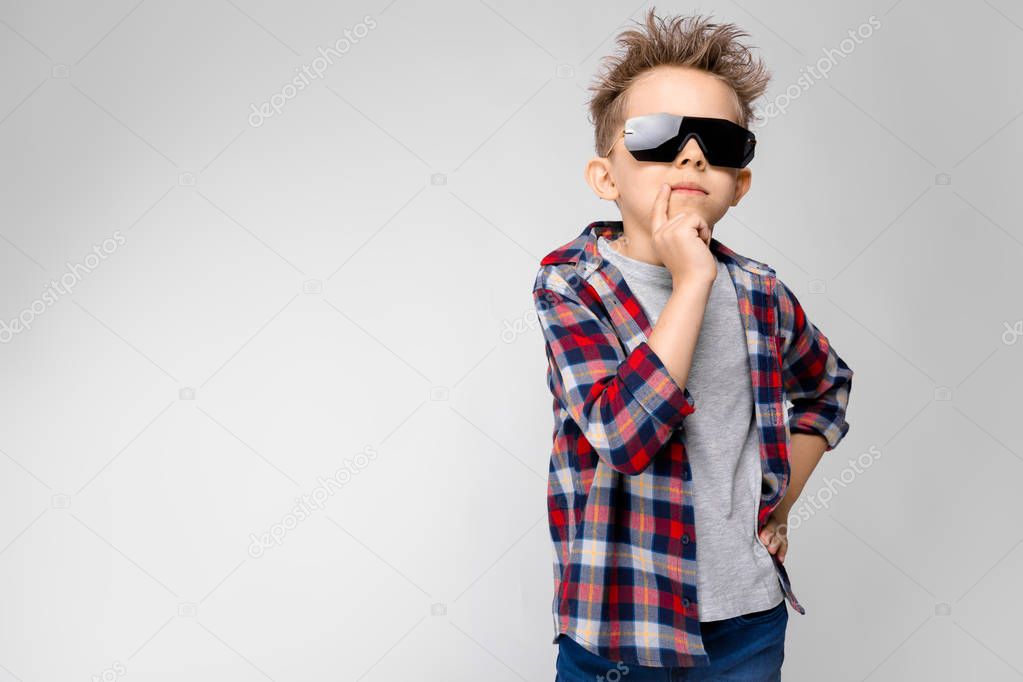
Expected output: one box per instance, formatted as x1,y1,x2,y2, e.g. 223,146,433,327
604,131,624,157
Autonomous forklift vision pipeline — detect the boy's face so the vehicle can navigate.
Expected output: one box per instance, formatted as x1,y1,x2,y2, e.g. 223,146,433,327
587,65,753,231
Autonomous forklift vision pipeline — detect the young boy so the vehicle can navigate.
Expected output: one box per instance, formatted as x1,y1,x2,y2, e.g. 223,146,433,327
532,10,854,680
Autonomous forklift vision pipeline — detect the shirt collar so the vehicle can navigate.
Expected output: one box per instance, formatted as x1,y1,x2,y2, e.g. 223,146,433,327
541,220,773,277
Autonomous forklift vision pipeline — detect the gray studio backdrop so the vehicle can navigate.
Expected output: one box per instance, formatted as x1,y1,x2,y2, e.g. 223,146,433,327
1,0,1020,680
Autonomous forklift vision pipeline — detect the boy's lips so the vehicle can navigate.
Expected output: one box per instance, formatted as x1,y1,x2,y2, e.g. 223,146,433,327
670,182,708,195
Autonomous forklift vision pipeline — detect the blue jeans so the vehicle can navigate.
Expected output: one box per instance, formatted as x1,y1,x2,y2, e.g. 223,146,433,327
555,599,787,681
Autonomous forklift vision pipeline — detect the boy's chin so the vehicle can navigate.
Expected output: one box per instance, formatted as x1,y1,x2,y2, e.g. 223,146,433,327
666,195,712,219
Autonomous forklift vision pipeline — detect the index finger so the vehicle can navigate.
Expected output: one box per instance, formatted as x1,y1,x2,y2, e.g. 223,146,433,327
650,183,670,234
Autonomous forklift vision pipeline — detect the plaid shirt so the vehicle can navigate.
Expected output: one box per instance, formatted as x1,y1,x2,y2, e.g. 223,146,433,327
532,220,853,668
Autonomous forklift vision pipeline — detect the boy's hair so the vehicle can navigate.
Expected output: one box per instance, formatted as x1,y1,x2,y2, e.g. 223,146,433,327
587,8,771,158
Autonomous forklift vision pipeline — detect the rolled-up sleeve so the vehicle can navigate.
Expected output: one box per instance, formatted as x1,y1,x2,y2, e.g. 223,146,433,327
533,283,695,475
775,278,853,451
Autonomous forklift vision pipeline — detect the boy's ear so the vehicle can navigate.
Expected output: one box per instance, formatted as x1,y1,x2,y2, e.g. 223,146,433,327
584,156,620,201
731,168,752,206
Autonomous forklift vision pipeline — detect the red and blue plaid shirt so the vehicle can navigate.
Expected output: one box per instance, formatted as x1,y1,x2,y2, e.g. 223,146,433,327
533,220,853,668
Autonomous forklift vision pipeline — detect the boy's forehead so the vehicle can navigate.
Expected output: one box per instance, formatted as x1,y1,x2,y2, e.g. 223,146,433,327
624,67,741,124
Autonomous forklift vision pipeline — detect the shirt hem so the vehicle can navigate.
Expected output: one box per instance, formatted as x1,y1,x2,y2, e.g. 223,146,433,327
553,628,712,669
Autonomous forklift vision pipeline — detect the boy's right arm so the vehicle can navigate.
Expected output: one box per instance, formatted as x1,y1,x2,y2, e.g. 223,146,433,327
533,276,712,476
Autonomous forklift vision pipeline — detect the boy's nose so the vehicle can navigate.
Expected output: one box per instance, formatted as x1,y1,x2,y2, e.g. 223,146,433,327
673,137,707,168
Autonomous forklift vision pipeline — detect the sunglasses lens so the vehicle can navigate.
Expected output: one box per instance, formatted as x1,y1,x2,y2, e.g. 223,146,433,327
623,114,755,167
696,117,754,167
624,113,683,158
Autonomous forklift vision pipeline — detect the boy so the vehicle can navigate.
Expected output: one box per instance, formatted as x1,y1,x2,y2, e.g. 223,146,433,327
532,9,853,680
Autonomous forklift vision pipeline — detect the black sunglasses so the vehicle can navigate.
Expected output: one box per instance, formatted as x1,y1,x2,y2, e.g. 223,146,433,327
606,112,756,168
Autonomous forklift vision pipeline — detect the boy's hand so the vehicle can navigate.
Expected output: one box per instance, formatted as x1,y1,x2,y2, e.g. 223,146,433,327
650,183,717,285
758,511,789,563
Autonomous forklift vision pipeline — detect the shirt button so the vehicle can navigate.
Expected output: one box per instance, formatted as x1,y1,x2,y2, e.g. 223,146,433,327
682,597,690,607
681,534,690,544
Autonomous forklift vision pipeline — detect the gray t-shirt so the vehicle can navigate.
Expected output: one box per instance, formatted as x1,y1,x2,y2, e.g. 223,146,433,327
597,235,784,622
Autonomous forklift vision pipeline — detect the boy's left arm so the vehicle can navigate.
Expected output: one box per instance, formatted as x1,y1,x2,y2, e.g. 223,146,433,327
760,278,854,561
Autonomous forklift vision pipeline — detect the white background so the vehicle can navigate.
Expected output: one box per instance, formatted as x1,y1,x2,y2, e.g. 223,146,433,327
1,1,1021,680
